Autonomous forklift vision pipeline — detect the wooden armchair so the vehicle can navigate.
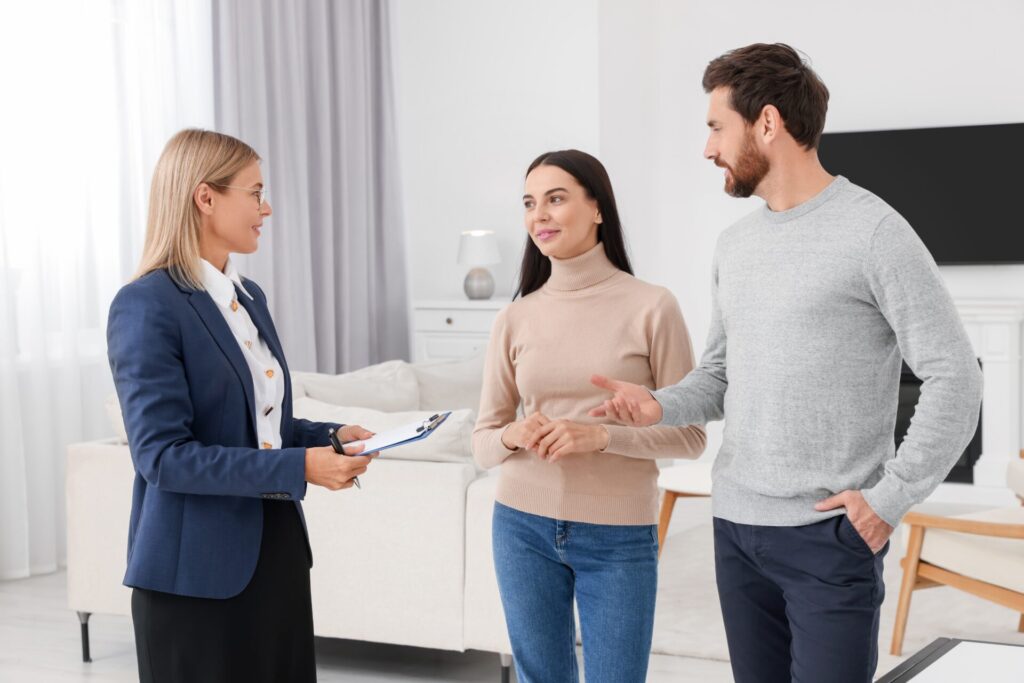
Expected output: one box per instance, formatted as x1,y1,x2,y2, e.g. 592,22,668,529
890,459,1024,655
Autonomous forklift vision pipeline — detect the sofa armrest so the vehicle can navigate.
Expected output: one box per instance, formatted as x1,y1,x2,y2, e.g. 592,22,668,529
66,439,135,617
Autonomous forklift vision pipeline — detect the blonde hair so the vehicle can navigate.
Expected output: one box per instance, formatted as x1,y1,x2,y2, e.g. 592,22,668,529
133,129,260,289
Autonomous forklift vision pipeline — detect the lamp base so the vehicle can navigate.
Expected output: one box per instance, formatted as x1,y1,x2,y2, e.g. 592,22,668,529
463,267,495,300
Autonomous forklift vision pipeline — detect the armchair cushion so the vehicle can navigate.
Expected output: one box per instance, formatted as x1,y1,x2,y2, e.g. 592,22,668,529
919,506,1024,594
1008,459,1024,500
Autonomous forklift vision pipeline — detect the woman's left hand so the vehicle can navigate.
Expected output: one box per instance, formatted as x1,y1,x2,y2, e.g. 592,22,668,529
526,420,610,462
338,424,375,443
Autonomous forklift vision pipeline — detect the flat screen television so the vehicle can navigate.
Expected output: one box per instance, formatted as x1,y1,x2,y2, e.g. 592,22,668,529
897,362,981,484
817,122,1024,265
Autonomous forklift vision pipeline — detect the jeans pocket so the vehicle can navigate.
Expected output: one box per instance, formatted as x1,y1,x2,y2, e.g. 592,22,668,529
837,515,874,555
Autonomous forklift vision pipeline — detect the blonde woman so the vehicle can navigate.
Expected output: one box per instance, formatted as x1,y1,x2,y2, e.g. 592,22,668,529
107,129,374,682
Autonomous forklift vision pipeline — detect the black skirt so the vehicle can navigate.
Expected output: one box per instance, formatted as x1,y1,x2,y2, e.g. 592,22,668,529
131,500,316,683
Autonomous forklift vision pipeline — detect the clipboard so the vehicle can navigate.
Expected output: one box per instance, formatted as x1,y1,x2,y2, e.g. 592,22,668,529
348,411,452,454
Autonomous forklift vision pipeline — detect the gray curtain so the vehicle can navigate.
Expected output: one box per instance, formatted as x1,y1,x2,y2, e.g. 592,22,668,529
212,0,409,373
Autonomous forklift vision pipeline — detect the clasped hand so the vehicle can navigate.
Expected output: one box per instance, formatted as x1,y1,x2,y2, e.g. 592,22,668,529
501,412,609,462
305,424,378,491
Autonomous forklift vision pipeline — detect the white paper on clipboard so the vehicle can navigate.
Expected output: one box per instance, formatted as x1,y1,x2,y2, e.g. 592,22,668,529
350,412,451,454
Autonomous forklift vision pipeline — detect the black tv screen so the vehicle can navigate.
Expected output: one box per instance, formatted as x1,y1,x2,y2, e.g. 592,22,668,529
818,122,1024,265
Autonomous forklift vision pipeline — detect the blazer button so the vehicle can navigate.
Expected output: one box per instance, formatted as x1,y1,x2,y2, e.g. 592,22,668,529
265,369,274,378
262,442,272,449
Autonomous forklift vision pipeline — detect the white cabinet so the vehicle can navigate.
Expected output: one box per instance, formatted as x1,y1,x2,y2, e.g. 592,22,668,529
412,299,509,363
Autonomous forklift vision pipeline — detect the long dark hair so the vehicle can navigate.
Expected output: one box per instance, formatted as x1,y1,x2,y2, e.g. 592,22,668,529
514,149,633,299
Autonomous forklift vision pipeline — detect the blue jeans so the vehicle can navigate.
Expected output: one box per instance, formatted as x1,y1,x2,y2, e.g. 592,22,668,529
492,502,658,683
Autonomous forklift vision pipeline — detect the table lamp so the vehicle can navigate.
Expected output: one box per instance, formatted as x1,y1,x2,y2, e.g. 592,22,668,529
457,230,501,300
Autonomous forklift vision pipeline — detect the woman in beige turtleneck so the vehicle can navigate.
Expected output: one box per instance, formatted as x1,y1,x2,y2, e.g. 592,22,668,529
472,150,706,683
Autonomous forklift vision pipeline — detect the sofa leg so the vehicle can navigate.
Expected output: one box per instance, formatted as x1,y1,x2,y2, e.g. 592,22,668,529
499,652,512,683
77,611,92,663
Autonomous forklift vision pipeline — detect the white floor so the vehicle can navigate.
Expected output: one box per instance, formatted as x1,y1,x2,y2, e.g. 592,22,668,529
5,495,1000,682
0,574,733,683
0,499,733,682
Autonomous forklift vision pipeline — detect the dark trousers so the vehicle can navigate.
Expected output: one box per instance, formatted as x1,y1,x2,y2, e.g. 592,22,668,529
714,516,888,683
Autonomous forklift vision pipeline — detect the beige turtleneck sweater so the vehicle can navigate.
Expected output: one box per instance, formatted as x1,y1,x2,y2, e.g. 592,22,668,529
472,243,706,525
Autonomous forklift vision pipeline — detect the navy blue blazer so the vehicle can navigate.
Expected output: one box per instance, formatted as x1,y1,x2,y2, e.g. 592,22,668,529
107,268,339,599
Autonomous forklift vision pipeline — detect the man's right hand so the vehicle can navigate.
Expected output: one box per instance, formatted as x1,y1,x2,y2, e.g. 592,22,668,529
500,411,551,450
305,445,374,490
588,374,663,427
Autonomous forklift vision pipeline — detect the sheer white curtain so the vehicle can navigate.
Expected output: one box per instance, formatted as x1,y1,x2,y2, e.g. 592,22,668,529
0,0,214,579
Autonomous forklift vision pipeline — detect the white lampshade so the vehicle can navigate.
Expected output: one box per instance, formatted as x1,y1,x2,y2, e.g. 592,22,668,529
457,230,501,266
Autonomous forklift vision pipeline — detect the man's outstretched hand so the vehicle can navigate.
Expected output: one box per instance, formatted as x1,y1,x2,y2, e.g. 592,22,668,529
588,374,663,427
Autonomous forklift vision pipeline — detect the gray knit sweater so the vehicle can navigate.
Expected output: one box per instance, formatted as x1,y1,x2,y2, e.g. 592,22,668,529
654,176,983,527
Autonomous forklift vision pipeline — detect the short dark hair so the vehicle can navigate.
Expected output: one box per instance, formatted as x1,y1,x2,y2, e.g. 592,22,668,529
702,43,829,150
514,150,633,299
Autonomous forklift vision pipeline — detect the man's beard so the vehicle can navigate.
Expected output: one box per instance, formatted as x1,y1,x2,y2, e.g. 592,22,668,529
721,132,769,198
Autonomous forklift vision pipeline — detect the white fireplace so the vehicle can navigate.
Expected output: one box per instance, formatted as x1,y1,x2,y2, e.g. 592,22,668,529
927,298,1024,506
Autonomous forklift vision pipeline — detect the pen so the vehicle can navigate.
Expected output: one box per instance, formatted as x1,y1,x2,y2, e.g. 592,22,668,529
327,428,361,489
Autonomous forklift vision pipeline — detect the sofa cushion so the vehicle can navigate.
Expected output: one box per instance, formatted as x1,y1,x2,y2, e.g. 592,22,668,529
292,360,419,412
920,505,1024,594
411,354,485,412
303,458,478,649
293,397,476,464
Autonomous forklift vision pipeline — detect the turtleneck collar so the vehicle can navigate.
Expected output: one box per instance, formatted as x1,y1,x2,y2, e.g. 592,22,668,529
545,241,621,292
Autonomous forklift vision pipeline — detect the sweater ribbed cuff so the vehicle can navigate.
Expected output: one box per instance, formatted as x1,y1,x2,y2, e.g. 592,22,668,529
652,387,683,426
860,475,915,528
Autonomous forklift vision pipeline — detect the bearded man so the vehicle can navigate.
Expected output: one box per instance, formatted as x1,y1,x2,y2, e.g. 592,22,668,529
590,43,983,683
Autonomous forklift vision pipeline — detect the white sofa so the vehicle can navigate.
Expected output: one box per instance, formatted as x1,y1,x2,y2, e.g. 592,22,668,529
66,356,513,676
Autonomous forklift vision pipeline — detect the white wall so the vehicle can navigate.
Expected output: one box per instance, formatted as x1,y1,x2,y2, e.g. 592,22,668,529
391,0,600,301
394,0,1024,321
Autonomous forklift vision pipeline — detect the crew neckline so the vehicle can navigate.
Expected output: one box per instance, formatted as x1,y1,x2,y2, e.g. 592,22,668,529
760,175,848,224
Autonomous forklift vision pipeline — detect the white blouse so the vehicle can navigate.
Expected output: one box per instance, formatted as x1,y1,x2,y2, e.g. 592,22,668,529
200,258,285,450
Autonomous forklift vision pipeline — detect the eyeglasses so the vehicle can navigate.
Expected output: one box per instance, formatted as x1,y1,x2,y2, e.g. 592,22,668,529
209,183,267,210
